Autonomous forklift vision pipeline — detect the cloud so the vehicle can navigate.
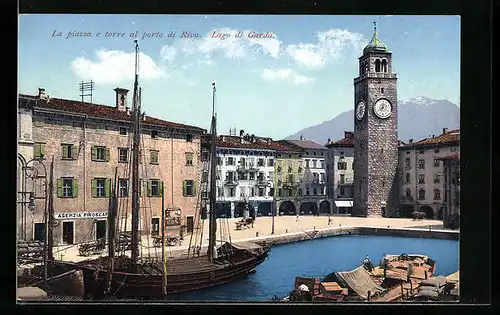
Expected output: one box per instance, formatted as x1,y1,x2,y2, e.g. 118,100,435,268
71,49,165,84
285,29,365,69
261,68,314,85
160,27,282,63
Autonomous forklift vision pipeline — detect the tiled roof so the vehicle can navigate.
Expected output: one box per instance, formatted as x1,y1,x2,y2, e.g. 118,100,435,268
326,137,355,148
201,135,300,152
19,94,205,132
284,139,327,150
399,129,460,149
437,154,460,161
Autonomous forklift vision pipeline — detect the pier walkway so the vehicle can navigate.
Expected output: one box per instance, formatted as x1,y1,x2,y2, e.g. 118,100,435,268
48,216,451,262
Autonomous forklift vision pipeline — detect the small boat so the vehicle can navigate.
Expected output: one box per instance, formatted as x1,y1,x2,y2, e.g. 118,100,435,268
283,253,436,302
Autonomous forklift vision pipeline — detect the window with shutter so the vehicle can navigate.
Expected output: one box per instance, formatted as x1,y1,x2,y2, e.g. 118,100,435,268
91,178,97,197
150,150,159,164
182,180,187,197
72,179,78,197
149,180,160,196
57,178,63,197
34,143,46,158
61,144,75,160
92,146,108,161
105,178,111,197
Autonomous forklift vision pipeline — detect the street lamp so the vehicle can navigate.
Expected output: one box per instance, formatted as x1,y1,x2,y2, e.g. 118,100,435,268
28,193,35,212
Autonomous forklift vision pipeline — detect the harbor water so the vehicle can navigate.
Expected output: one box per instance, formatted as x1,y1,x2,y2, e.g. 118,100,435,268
169,235,459,301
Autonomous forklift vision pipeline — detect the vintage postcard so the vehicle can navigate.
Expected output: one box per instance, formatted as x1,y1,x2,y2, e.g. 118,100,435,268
17,14,460,303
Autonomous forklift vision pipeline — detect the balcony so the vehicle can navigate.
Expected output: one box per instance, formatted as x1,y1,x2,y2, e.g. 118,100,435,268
237,163,259,172
401,195,414,203
283,181,300,188
224,179,239,186
337,179,353,186
354,72,398,84
256,178,268,187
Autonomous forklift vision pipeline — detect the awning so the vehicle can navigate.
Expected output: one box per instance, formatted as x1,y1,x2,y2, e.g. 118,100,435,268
335,200,353,207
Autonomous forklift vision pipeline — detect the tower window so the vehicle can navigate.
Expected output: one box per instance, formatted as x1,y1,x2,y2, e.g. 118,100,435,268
381,59,388,72
375,59,381,72
381,87,384,93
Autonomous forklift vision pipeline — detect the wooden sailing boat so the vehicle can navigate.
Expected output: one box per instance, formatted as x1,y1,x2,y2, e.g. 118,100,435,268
60,41,271,300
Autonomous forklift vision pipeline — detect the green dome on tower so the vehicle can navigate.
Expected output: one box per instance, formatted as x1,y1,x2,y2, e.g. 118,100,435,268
363,22,389,55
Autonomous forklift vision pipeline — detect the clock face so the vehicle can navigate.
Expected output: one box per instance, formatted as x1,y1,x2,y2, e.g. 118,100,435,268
373,99,392,119
356,101,366,120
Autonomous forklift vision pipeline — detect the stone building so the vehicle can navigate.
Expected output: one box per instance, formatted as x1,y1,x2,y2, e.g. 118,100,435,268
282,138,331,215
438,154,460,228
325,131,355,214
18,87,205,244
352,25,399,218
397,128,460,219
273,140,304,216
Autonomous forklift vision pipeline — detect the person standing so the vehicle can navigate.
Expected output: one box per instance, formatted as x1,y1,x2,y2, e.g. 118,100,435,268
328,216,332,226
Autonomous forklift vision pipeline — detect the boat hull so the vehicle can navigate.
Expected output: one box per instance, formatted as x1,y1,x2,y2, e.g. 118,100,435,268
78,248,270,299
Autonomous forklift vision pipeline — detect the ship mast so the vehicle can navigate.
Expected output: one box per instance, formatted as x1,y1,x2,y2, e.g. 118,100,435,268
131,40,141,262
207,81,217,262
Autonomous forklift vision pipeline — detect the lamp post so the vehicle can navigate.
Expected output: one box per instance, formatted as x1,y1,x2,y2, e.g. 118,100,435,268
24,156,48,284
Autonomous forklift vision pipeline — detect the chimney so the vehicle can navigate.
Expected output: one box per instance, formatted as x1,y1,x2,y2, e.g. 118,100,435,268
327,138,331,145
300,134,305,140
126,106,130,115
38,88,46,99
239,129,245,137
345,131,354,139
142,112,147,121
409,139,413,144
220,135,225,142
114,88,129,111
442,127,448,134
432,135,435,138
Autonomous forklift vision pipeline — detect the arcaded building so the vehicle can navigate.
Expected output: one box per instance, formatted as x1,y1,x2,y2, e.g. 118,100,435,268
18,88,205,245
397,128,460,219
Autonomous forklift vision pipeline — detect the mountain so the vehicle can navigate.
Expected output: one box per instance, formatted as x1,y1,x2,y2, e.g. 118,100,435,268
285,96,460,144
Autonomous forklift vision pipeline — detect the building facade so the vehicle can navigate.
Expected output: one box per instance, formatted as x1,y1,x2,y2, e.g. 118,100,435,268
326,131,355,214
439,154,460,228
18,88,205,244
274,141,304,216
211,133,277,218
397,128,460,220
353,26,399,218
282,139,331,215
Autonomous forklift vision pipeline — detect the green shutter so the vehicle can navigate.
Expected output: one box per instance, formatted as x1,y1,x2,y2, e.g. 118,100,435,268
182,180,187,197
91,178,97,197
105,148,110,161
192,181,196,196
34,143,41,158
72,179,78,197
147,180,152,197
91,146,97,161
62,144,68,159
72,145,77,159
159,181,163,197
40,143,45,157
105,178,111,197
57,178,63,197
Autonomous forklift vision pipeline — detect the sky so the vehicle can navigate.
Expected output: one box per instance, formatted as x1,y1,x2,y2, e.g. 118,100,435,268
18,15,460,139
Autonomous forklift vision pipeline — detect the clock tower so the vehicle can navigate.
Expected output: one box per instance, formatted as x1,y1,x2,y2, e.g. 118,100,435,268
352,23,398,217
